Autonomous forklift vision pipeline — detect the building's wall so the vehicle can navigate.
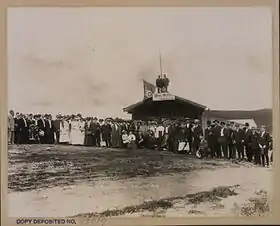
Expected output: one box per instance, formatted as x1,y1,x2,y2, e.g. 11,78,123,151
130,100,205,121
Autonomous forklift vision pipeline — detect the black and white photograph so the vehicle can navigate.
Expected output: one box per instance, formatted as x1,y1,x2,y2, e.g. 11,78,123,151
7,7,273,220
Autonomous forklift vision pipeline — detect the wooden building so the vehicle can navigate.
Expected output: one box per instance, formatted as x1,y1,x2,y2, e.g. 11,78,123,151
123,95,207,122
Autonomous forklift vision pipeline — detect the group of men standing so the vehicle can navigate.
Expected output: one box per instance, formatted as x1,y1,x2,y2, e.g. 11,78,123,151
204,120,272,167
166,119,204,154
156,74,170,93
8,110,59,145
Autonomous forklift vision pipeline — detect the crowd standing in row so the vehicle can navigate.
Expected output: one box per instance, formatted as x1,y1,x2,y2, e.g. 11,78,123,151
8,110,273,167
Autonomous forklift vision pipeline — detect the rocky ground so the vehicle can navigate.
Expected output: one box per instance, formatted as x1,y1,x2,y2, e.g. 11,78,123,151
8,144,272,220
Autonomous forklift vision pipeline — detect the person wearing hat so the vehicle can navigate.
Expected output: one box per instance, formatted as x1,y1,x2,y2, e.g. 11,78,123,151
162,74,170,93
243,122,252,162
101,120,112,148
218,121,229,159
84,117,92,146
250,127,261,165
185,119,193,153
37,114,47,144
204,121,211,142
212,120,221,158
53,114,61,144
156,75,164,93
111,120,121,148
225,123,234,159
8,110,15,145
258,125,271,167
45,114,55,144
192,119,203,154
205,120,215,158
233,123,245,160
17,114,30,144
89,117,100,147
14,112,21,144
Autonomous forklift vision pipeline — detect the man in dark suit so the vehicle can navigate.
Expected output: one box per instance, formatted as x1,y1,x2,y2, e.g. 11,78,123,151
204,121,211,140
101,120,112,147
185,119,193,153
45,114,55,144
8,110,15,145
212,120,221,158
53,115,61,144
162,74,170,92
18,114,29,144
233,124,245,160
90,117,99,147
167,122,178,153
250,127,260,165
192,119,203,153
218,121,229,159
156,75,163,93
14,113,20,144
205,121,215,158
243,123,252,162
258,125,271,167
37,114,46,144
226,123,235,159
84,117,92,146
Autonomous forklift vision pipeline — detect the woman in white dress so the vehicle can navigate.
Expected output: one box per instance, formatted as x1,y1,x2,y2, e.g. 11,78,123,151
71,116,85,145
59,118,70,144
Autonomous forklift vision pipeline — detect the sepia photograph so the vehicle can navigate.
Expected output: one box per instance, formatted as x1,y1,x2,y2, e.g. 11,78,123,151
6,6,274,221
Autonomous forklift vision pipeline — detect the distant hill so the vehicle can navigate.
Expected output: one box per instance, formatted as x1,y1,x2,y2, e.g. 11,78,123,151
207,108,272,132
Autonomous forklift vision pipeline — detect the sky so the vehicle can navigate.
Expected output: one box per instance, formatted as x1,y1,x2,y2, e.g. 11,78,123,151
7,7,273,118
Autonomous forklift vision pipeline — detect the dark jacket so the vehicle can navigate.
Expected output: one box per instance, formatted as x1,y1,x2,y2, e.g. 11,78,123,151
243,128,252,145
193,125,203,140
53,119,61,132
156,78,164,88
101,124,112,138
233,128,245,145
250,132,260,149
227,128,234,144
258,132,271,149
89,122,99,135
37,118,46,131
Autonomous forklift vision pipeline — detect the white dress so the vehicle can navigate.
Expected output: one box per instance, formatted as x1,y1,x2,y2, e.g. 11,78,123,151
71,120,85,145
60,120,70,143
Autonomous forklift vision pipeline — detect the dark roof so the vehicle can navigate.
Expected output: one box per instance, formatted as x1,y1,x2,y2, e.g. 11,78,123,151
123,95,207,113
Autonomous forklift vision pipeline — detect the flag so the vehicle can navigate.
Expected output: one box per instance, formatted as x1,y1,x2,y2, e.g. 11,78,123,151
143,80,156,99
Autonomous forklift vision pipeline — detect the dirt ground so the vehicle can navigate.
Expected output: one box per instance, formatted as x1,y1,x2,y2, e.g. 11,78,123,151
8,145,272,220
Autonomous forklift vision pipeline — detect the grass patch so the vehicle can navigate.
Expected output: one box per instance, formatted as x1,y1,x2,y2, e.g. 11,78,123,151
237,190,271,216
74,186,238,218
186,186,238,204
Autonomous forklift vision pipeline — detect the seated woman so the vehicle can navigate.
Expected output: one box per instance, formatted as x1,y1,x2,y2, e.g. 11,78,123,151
121,130,129,148
136,131,145,148
128,131,137,149
146,130,157,149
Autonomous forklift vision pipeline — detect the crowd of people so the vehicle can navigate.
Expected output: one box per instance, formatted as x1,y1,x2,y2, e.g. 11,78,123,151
7,110,273,167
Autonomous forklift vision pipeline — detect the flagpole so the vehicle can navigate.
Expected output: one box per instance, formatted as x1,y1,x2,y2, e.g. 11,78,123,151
142,79,145,98
159,48,163,77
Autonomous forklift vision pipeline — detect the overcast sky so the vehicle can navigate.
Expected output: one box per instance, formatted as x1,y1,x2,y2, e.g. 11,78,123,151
7,7,272,118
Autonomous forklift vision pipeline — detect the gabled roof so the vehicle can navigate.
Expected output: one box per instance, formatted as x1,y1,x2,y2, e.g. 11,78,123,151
123,95,207,113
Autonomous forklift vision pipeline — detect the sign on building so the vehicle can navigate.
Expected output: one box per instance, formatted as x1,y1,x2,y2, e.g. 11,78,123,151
152,93,175,101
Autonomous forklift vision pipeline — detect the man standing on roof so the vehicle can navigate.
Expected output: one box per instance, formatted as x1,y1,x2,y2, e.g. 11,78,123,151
156,75,164,93
162,74,170,93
